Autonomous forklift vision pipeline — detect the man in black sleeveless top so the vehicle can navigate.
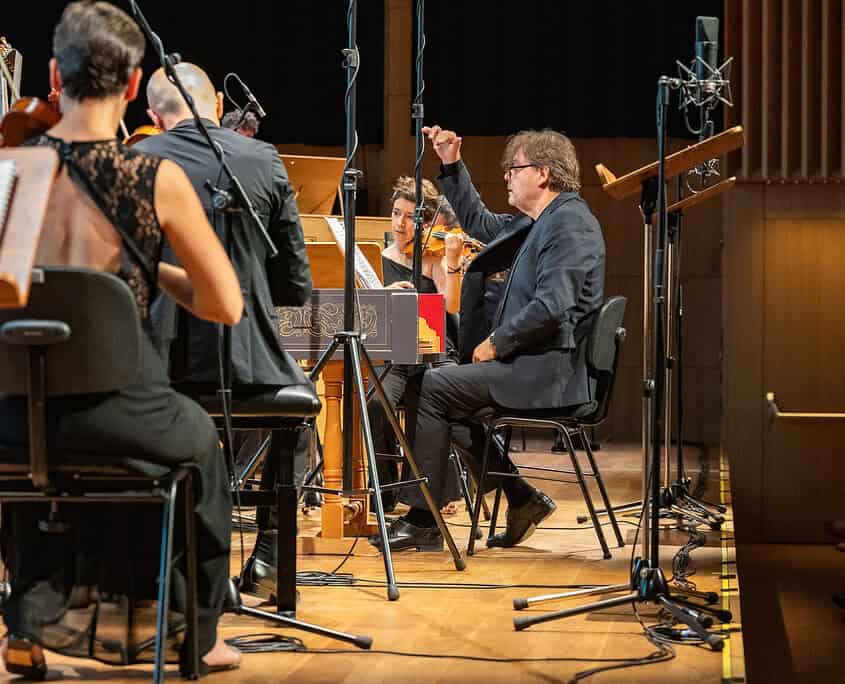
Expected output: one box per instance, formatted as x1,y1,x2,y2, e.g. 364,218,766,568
136,64,312,596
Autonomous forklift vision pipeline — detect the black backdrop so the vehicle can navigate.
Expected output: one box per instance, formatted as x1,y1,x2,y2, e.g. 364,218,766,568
4,1,722,144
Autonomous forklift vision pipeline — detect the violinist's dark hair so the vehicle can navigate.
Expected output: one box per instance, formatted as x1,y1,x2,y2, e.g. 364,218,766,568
222,109,260,136
390,176,440,223
502,129,581,193
53,1,145,101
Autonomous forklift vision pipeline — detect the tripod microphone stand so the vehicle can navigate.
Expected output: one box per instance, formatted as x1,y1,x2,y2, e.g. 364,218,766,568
128,0,374,657
510,75,736,650
305,0,465,604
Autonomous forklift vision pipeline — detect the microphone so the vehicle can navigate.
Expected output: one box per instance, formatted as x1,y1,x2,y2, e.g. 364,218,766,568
238,77,266,119
694,17,719,96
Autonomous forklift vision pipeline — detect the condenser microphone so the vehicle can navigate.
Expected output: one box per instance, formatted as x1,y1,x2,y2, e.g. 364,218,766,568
694,16,719,94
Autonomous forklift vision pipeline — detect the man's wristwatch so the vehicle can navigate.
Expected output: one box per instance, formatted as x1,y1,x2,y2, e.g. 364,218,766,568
488,331,496,355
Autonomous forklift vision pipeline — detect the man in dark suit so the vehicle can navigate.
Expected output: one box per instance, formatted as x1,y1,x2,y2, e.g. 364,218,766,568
135,63,312,595
376,126,606,552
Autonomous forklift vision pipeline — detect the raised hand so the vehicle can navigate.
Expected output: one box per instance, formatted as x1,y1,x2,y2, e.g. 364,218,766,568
422,125,462,165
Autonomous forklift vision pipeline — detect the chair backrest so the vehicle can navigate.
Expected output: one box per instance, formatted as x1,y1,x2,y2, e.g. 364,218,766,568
584,295,627,424
0,267,142,396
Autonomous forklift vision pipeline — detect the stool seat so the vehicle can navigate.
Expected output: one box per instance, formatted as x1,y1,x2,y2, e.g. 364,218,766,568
189,384,322,418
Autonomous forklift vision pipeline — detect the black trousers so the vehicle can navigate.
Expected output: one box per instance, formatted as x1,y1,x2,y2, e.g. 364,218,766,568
0,338,231,663
254,427,308,531
401,362,514,510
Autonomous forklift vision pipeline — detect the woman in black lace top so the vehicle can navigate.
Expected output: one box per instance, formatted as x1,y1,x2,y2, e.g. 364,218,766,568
0,2,243,675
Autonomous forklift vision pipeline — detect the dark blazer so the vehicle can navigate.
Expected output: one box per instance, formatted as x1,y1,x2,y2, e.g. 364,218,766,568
439,160,605,409
136,119,311,386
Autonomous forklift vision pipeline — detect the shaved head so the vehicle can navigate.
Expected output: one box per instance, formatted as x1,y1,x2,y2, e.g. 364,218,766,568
146,62,218,125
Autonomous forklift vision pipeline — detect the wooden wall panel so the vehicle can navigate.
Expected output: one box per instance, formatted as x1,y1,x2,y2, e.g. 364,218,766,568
730,0,845,182
723,184,766,542
821,0,843,177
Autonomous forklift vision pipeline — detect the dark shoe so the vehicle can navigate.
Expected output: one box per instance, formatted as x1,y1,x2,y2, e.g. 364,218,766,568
369,518,443,552
239,530,300,605
487,490,556,548
240,530,276,597
240,553,276,598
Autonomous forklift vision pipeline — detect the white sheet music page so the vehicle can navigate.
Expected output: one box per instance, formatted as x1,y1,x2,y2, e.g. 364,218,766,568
324,216,384,289
0,159,17,241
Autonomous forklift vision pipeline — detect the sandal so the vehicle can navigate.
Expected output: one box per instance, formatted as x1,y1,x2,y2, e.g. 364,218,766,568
2,635,47,680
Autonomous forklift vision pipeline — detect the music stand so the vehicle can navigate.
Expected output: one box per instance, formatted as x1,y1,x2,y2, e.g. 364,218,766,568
0,148,59,309
280,154,345,215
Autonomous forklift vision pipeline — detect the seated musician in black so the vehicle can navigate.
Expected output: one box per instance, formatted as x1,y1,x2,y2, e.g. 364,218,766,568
367,177,463,511
376,125,606,552
136,63,313,598
0,1,243,673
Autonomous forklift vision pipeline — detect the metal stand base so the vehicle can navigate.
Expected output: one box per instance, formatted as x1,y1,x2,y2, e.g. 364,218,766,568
309,332,466,601
224,579,372,649
512,561,729,651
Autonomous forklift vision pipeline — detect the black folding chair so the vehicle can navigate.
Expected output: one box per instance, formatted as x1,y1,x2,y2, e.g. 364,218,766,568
467,296,628,559
0,267,200,683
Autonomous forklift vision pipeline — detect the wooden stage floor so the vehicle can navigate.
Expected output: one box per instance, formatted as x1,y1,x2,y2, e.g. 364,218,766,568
0,441,744,683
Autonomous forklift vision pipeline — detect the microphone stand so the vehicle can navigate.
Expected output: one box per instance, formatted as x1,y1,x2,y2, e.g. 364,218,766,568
305,0,466,605
662,100,728,525
126,3,373,676
510,76,730,651
410,0,425,290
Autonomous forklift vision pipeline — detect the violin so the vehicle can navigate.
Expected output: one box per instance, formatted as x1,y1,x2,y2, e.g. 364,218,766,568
401,224,486,260
0,96,61,147
123,124,161,146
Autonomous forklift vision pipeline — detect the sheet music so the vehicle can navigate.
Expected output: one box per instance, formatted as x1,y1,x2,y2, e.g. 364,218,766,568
0,160,16,240
324,216,384,289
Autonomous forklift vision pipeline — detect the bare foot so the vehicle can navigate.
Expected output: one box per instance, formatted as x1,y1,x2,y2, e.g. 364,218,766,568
202,636,241,671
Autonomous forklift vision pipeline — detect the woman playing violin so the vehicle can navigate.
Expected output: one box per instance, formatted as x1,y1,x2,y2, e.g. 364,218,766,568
381,175,466,314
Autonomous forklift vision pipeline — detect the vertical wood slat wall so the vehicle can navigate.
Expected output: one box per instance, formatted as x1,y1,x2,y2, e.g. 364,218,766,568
726,0,844,182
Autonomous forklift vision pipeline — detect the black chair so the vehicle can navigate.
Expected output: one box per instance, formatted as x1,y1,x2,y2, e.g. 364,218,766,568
183,384,321,615
467,296,628,559
0,267,200,683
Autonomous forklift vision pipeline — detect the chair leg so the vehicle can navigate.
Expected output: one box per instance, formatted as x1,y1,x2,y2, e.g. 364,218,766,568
467,425,495,556
580,430,624,548
450,448,474,516
180,471,200,678
488,484,503,541
275,428,299,616
486,427,512,542
559,426,612,560
466,470,491,521
154,478,179,684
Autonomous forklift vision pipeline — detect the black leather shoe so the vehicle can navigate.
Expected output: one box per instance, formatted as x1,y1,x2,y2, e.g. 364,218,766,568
369,518,443,552
239,530,301,605
240,553,276,598
487,490,557,548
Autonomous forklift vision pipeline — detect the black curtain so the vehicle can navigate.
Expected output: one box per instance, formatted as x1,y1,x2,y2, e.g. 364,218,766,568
5,1,723,143
419,0,724,139
4,1,384,145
